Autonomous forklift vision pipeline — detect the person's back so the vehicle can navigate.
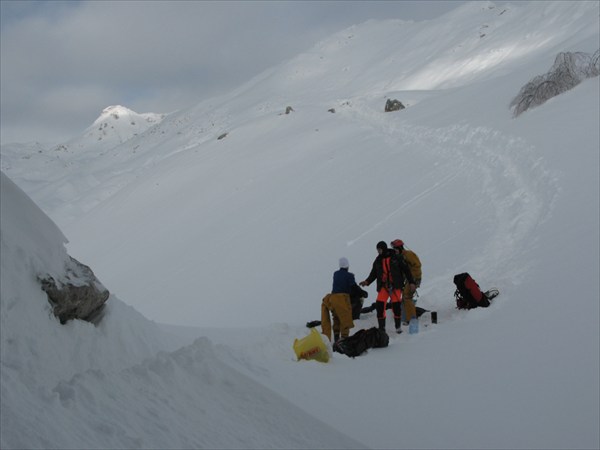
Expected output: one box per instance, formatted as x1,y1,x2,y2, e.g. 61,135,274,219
321,257,355,342
390,240,421,327
332,264,356,294
402,249,421,282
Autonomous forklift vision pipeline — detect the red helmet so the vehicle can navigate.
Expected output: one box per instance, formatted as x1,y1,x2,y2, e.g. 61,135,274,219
391,239,404,248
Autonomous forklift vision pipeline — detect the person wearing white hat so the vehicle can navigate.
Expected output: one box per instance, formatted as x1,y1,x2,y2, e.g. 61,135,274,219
321,257,356,343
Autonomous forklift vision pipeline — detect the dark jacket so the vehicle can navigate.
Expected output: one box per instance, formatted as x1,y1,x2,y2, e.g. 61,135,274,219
364,249,415,291
332,268,356,294
350,283,368,320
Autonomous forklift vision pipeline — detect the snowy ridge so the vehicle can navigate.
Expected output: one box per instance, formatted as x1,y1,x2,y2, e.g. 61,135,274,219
1,1,599,449
43,337,362,450
0,173,184,387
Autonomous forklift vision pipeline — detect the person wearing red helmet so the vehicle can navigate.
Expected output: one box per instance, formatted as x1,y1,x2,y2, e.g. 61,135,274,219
359,241,415,333
391,239,422,324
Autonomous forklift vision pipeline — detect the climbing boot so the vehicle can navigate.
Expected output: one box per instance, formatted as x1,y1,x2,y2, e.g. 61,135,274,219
394,317,402,334
378,318,386,331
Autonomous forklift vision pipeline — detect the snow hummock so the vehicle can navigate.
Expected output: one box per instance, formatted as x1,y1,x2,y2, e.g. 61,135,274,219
1,1,599,449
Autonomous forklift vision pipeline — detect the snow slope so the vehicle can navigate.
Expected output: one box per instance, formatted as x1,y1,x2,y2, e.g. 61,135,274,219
0,105,165,221
0,172,363,449
1,1,599,449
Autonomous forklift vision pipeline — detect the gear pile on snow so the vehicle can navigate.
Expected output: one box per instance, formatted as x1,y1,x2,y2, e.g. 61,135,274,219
332,327,389,358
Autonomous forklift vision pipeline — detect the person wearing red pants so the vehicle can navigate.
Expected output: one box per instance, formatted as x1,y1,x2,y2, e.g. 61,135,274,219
360,241,415,333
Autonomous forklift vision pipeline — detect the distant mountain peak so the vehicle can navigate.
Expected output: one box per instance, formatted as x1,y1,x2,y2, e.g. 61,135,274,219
56,105,168,151
91,105,163,127
94,105,138,123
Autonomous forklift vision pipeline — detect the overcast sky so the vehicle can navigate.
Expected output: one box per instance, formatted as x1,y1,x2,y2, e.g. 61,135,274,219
0,0,465,145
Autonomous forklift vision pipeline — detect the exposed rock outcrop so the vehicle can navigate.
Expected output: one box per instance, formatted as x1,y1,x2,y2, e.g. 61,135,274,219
385,99,405,112
39,256,109,324
510,49,600,117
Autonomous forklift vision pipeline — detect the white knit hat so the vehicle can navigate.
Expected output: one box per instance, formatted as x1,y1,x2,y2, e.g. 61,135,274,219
339,257,349,269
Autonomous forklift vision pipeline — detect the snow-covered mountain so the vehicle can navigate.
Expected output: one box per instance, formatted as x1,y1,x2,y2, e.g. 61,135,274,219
1,1,599,449
68,105,165,150
0,105,165,222
3,1,598,229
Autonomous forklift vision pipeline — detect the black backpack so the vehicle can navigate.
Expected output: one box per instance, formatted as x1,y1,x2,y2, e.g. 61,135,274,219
333,327,389,358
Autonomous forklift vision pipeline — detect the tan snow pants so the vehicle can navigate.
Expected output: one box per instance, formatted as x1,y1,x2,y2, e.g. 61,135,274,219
321,293,354,341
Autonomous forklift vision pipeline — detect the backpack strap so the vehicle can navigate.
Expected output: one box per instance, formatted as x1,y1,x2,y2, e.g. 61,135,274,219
382,256,391,287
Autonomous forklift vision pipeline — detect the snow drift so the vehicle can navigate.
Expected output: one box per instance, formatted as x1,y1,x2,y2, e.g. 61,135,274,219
0,172,363,449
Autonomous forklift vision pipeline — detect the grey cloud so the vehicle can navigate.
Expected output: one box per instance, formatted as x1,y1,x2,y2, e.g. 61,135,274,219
1,1,464,144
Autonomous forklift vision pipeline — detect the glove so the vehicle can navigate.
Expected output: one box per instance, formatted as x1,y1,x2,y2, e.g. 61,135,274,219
359,281,368,287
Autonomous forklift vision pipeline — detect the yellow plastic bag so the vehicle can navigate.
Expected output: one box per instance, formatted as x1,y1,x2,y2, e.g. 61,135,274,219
293,328,330,363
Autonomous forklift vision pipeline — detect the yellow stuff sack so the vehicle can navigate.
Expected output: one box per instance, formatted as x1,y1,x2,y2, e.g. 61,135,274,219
293,328,330,363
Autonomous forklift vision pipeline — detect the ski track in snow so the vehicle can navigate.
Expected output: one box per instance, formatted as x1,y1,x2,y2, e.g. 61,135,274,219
340,100,560,293
346,171,460,247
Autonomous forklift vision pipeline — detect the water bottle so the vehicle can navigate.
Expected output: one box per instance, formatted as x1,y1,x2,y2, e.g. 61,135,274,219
409,317,418,334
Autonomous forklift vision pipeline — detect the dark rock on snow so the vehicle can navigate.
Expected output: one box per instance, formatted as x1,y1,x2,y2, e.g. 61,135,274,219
39,256,109,325
385,99,405,112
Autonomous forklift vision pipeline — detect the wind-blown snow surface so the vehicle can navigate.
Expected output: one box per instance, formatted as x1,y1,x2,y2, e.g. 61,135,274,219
1,1,599,449
0,172,363,449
